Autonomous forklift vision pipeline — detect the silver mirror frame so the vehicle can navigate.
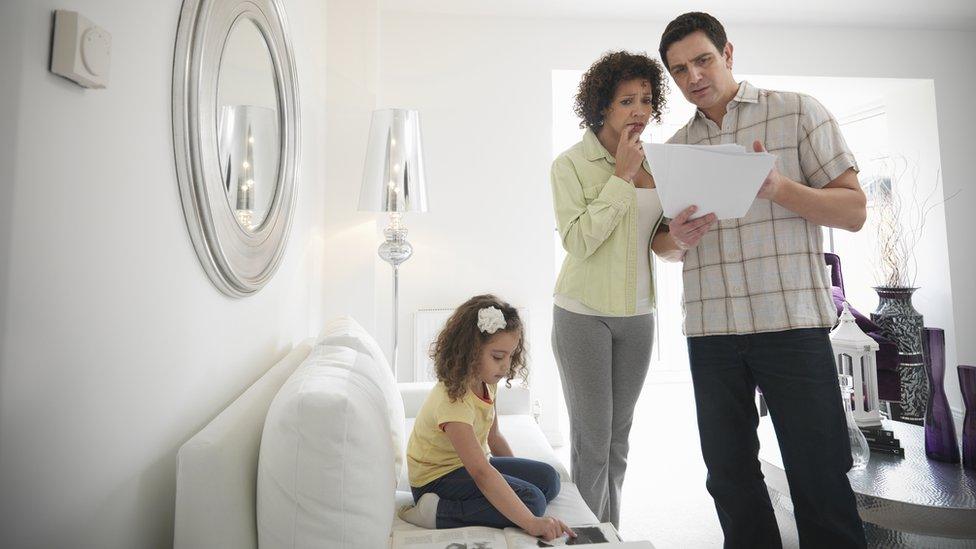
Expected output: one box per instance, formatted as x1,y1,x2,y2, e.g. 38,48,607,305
173,0,300,297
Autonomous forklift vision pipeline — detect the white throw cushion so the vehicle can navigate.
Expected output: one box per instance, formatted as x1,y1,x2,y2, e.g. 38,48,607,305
257,343,396,549
318,316,405,481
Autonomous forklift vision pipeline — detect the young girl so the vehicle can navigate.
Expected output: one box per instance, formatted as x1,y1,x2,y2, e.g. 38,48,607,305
400,295,576,542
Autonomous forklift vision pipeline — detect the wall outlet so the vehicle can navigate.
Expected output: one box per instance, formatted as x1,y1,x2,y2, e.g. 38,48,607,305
50,10,111,89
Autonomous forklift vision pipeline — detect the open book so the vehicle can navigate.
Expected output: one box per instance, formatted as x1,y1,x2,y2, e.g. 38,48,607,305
391,522,620,549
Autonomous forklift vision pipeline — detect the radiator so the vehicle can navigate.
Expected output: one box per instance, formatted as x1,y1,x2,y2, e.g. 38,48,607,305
413,308,454,382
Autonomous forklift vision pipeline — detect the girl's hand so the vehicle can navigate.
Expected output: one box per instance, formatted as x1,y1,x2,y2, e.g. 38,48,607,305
613,128,644,183
527,516,576,541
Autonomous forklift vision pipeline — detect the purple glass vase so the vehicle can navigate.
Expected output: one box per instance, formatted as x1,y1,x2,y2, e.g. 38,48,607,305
922,328,959,463
959,365,976,469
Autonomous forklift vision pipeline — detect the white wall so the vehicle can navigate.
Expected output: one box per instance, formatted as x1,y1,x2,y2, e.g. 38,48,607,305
376,10,976,440
0,0,377,547
883,81,959,410
321,0,382,334
376,14,574,443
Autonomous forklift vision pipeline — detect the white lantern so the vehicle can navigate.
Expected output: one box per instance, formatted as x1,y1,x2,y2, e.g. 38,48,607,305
830,303,883,428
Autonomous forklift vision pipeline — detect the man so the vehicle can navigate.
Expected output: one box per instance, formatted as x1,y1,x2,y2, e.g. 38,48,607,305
651,12,867,549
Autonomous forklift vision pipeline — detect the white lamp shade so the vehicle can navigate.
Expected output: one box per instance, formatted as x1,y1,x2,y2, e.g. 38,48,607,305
358,108,429,213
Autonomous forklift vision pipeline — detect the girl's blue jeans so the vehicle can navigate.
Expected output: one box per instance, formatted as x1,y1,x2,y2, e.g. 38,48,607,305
411,457,561,529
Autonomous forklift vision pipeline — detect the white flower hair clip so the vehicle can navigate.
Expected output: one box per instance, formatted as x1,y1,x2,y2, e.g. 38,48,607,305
477,306,507,335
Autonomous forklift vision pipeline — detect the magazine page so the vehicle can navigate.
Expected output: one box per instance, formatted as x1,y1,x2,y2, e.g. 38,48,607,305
503,522,621,548
391,526,508,549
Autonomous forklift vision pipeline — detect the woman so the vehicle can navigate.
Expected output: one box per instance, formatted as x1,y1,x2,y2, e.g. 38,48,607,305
549,51,667,529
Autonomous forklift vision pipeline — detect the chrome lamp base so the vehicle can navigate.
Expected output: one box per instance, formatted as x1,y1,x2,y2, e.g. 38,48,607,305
377,212,412,376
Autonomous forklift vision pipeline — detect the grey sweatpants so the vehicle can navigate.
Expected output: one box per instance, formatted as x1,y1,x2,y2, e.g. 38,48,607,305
551,305,654,529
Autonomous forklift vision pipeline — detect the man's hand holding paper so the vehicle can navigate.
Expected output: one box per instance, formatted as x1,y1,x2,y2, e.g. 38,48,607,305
752,139,782,200
666,205,717,251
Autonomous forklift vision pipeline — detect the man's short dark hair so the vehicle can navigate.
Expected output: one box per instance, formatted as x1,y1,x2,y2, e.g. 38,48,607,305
658,12,728,70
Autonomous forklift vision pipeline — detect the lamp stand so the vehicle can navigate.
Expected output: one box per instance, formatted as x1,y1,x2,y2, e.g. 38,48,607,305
377,212,413,377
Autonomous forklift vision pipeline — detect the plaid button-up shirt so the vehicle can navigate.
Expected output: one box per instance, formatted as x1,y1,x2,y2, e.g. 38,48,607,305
666,81,858,337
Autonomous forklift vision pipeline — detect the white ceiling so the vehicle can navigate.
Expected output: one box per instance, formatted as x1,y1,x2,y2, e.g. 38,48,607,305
381,0,976,31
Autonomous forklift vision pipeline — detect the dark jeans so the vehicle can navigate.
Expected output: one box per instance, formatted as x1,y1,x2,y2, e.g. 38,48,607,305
688,328,866,549
411,457,561,529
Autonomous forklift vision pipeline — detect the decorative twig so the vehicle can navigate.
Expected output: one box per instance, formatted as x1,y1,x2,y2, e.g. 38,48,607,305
869,156,957,288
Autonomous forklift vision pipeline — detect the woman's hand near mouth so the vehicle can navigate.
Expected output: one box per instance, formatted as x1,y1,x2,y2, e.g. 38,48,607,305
613,127,645,183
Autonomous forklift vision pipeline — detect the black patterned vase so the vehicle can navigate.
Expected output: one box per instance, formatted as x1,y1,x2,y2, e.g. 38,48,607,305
871,286,927,425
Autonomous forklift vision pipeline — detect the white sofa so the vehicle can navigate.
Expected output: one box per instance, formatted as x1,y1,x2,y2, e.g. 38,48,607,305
174,318,597,548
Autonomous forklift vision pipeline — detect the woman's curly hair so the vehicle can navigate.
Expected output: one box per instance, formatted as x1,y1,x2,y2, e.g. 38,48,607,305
574,50,668,130
431,295,528,402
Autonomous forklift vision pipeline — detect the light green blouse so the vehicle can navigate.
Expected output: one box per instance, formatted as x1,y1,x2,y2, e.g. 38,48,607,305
551,129,663,316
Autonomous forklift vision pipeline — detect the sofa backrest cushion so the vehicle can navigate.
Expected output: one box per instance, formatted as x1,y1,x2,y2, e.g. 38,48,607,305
174,340,314,549
317,316,405,481
257,325,397,548
400,381,531,419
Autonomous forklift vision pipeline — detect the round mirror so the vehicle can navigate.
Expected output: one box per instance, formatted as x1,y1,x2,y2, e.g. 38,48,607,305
216,19,280,232
173,0,300,297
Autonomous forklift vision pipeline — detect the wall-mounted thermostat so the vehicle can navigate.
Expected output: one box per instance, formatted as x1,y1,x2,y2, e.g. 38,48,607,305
50,10,111,89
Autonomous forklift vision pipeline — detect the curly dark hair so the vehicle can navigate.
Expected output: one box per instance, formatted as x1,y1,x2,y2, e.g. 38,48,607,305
659,12,728,71
431,294,528,402
574,50,668,131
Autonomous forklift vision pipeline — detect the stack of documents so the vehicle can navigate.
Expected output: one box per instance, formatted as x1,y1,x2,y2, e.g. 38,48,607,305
643,143,776,220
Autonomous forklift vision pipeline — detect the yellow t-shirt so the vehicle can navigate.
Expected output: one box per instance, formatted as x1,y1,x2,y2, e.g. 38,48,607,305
407,381,497,487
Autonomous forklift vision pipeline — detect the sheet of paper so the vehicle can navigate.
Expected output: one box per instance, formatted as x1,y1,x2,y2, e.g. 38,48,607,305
644,143,776,220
